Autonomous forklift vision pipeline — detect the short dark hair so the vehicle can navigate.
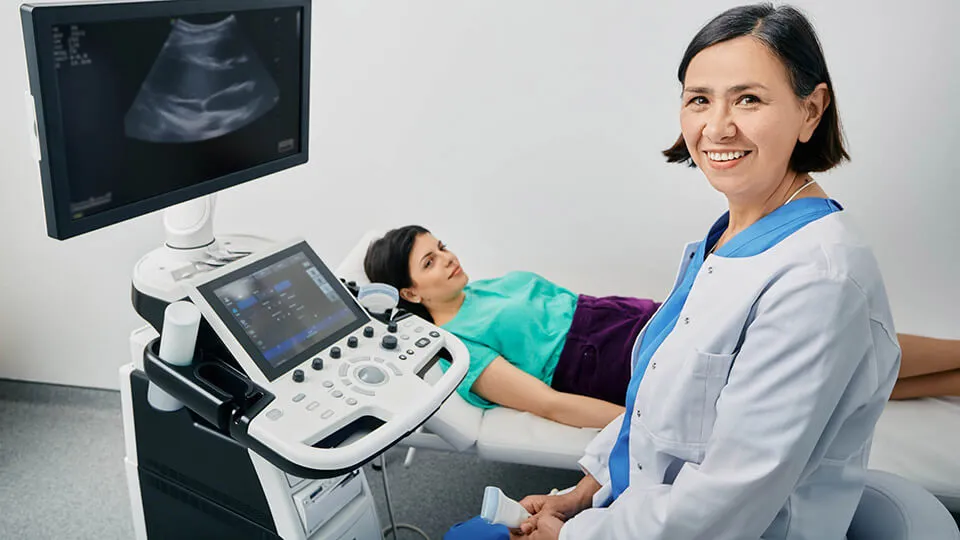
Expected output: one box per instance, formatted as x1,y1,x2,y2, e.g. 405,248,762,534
363,225,434,322
663,3,849,173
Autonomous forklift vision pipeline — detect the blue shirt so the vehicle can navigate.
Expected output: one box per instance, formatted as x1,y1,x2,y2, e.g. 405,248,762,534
442,271,578,408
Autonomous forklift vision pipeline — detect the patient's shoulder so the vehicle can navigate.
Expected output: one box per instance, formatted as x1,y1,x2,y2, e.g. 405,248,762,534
502,270,544,281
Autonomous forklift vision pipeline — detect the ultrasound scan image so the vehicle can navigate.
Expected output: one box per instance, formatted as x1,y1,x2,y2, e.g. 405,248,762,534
124,15,280,143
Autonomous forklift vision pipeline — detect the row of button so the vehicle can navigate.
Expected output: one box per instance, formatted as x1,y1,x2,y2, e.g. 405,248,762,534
292,389,359,407
294,325,439,378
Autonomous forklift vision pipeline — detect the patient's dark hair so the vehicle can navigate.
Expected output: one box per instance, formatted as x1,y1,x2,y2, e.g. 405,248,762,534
364,225,433,322
663,3,849,173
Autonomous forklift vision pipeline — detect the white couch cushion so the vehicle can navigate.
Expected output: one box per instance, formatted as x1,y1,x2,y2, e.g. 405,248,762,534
476,408,599,470
869,397,960,512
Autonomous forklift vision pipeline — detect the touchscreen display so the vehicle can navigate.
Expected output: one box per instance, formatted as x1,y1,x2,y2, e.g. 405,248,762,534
203,247,364,378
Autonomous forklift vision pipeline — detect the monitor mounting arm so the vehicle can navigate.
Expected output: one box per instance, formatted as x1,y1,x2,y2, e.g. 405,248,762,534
164,194,217,251
133,195,275,304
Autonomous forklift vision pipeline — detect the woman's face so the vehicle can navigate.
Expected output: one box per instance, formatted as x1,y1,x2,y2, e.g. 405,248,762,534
401,233,469,307
679,36,827,201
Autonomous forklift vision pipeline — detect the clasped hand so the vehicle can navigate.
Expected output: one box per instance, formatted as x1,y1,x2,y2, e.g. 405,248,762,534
507,491,583,540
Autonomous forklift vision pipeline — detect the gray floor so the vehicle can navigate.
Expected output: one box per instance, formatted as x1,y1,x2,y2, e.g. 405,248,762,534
0,379,581,540
3,380,958,539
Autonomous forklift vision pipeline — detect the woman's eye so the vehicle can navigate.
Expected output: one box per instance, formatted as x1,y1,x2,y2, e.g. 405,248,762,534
737,95,760,106
687,96,708,106
424,259,432,268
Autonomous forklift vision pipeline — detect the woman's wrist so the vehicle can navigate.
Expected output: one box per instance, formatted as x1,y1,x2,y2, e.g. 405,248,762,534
572,475,601,511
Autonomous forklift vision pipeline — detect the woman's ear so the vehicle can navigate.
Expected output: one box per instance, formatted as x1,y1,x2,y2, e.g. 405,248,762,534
798,82,830,143
400,287,421,304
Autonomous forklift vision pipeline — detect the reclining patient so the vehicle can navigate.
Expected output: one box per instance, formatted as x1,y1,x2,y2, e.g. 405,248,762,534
364,225,960,428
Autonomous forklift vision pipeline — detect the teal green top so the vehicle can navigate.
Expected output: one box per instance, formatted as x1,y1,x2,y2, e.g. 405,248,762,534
441,271,578,408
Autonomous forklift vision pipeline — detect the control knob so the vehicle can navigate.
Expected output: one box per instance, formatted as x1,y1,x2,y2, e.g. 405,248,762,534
381,335,398,350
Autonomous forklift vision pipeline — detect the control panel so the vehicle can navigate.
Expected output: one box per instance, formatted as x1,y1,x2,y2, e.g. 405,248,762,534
178,238,468,474
245,313,455,465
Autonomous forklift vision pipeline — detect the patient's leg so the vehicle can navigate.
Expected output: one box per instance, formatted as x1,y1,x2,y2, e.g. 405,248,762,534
896,334,960,378
890,369,960,400
890,334,960,399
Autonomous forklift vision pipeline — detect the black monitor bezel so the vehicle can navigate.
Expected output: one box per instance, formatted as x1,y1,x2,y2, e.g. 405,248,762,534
20,0,312,240
197,241,371,382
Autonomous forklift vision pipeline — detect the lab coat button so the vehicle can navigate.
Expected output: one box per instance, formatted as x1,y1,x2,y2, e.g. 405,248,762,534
707,266,714,274
637,464,643,471
651,362,656,370
636,409,642,418
683,317,690,325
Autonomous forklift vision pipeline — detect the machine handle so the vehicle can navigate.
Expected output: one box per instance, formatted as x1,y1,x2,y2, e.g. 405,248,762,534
143,339,273,432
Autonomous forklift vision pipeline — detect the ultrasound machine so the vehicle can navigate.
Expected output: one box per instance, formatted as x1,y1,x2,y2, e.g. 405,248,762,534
20,1,469,538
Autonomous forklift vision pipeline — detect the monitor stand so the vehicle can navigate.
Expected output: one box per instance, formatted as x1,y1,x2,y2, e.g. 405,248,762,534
132,194,275,306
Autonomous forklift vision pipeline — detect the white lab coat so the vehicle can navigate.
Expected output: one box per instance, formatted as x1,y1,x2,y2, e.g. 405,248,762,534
561,211,901,540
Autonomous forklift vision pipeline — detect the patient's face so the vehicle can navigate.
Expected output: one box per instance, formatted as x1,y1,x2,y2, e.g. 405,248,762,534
403,233,468,306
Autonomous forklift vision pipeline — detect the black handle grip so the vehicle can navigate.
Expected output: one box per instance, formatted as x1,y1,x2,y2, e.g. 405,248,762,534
143,338,272,432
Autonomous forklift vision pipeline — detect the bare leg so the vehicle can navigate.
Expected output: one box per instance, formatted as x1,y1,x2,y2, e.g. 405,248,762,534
891,369,960,400
896,334,960,378
890,334,960,399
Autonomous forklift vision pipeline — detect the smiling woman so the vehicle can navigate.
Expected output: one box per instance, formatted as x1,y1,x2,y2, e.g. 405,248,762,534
432,3,919,539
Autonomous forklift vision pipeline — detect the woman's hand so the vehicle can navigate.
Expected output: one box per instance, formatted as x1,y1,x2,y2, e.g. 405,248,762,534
527,514,564,540
517,491,589,535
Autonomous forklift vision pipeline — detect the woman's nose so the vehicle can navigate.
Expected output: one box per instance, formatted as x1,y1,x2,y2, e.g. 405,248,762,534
703,106,736,142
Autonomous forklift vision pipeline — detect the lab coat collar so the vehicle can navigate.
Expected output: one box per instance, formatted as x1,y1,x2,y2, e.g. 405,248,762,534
707,198,843,259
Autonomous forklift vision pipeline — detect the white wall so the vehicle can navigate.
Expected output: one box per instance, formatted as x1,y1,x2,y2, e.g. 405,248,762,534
1,0,957,390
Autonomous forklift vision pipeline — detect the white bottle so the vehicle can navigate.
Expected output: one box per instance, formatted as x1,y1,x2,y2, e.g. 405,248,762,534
480,486,531,528
147,301,202,412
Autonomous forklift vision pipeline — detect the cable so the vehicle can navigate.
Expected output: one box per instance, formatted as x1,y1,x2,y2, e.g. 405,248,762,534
378,453,431,540
381,524,431,540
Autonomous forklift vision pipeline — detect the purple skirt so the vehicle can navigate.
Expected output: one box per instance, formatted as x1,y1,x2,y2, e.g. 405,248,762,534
550,295,660,406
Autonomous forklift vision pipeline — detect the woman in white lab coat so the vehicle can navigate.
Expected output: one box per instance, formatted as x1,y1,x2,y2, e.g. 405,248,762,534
513,4,902,539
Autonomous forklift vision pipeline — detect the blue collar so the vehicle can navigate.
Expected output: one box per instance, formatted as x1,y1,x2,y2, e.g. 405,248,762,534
707,198,843,259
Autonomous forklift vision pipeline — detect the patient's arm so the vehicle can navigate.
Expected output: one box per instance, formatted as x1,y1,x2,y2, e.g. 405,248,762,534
472,357,624,429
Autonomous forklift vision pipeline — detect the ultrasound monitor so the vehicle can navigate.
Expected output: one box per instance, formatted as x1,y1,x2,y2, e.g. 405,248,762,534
20,0,311,240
